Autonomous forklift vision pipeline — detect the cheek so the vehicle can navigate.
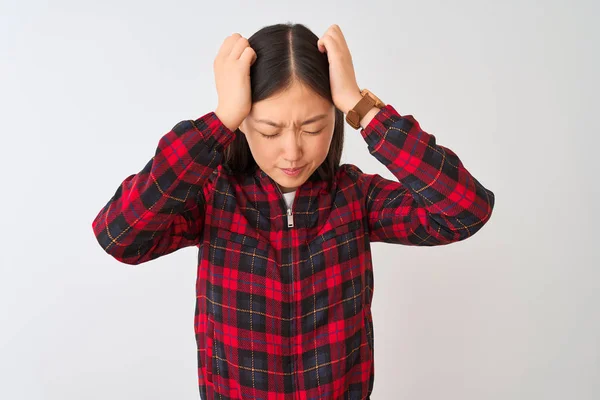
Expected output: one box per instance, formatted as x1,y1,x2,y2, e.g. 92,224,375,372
247,136,276,161
317,131,335,154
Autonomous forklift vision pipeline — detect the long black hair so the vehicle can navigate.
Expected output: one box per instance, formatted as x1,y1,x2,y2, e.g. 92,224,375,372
222,23,345,184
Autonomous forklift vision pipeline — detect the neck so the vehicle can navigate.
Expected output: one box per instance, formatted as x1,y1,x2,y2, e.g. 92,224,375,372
278,184,297,194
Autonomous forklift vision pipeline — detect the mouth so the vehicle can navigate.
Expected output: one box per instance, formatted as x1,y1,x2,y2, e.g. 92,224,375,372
280,166,305,175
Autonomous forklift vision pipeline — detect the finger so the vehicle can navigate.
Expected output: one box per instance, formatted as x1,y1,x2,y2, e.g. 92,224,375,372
318,34,336,52
217,33,242,58
335,28,349,49
326,24,342,38
318,25,337,53
317,38,326,53
229,36,250,60
320,34,339,55
326,25,348,48
240,46,257,66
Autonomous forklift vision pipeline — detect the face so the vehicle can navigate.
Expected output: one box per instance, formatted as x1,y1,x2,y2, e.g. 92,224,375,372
239,81,336,194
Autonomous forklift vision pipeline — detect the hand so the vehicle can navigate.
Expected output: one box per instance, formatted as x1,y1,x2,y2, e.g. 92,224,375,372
317,24,362,114
213,33,257,131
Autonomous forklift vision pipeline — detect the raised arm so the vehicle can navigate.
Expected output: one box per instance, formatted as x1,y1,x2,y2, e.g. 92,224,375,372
354,104,495,245
92,32,257,264
91,113,236,264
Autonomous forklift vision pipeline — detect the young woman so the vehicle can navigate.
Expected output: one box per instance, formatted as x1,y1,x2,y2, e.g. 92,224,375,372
92,23,495,400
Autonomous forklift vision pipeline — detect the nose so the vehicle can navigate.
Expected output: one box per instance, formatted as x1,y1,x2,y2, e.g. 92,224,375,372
281,132,303,161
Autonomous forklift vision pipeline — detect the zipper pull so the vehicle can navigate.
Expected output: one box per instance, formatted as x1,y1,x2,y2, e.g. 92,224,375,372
287,208,294,228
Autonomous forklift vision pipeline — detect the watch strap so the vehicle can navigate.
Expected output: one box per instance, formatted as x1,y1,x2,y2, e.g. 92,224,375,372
345,89,381,129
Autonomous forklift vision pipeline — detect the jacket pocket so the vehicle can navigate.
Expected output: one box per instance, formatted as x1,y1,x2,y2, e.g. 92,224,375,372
205,226,280,395
306,218,364,265
308,219,363,246
208,227,276,327
305,219,366,320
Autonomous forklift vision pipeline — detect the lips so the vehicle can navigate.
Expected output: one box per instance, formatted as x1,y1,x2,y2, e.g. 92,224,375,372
280,165,305,176
281,165,305,172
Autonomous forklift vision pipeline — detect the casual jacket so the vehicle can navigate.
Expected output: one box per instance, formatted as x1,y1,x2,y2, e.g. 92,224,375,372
92,104,495,400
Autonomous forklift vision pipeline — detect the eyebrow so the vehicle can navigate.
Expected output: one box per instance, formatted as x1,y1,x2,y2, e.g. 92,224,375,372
254,114,328,128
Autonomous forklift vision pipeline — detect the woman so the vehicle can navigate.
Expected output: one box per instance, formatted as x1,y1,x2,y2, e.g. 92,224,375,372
92,23,495,400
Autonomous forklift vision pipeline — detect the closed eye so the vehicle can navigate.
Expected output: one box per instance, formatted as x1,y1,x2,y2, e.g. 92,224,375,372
259,129,323,139
258,133,279,139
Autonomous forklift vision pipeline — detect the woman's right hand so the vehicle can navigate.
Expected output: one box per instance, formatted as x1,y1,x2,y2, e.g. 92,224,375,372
214,33,257,132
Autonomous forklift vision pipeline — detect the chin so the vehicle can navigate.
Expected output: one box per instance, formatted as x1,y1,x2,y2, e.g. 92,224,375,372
276,169,308,191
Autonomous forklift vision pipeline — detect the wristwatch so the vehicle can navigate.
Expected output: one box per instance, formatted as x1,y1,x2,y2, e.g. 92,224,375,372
345,89,385,129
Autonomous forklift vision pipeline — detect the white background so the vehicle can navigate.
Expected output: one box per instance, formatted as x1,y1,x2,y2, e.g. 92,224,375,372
1,0,598,399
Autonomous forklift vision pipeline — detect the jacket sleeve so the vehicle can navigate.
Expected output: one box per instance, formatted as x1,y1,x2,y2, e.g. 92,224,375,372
91,111,236,265
353,104,495,246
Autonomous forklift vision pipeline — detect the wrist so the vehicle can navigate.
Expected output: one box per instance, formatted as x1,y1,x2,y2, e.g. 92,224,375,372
214,108,240,132
358,106,380,129
342,92,381,129
342,92,364,115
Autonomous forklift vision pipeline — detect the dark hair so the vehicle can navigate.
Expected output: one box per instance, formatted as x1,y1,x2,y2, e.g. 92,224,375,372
223,22,345,184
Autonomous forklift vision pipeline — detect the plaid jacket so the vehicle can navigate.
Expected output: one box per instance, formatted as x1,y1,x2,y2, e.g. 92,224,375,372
92,104,495,399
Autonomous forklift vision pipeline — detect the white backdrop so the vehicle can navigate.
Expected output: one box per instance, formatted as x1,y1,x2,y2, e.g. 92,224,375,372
1,0,598,399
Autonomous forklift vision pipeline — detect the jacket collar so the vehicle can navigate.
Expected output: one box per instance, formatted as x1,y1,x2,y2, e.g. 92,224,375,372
249,164,338,230
253,164,336,197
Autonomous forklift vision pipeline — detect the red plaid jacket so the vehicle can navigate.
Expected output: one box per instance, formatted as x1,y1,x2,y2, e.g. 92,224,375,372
92,104,495,399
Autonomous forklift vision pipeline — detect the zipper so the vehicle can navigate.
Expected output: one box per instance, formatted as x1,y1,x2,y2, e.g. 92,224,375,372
287,208,294,228
289,217,297,400
275,183,299,398
275,183,296,229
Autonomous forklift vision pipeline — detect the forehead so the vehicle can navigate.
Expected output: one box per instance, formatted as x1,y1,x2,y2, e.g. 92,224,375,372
249,84,333,121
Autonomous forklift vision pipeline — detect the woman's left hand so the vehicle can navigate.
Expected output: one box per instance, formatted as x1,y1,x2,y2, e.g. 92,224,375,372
317,24,362,114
